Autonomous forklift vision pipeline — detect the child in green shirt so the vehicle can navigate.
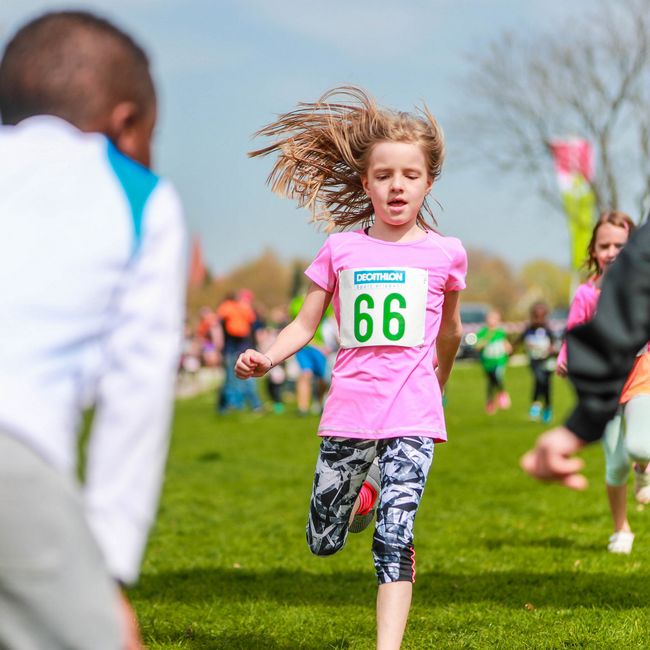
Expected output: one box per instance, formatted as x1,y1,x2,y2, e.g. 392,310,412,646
476,310,512,414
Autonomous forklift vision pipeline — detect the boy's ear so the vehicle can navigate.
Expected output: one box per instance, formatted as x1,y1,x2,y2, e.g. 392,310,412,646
107,101,153,167
107,100,138,139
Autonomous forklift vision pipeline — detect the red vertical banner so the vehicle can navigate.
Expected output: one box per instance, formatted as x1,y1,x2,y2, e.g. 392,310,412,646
188,234,207,288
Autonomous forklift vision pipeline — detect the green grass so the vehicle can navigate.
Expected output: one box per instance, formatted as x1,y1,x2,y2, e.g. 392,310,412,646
129,364,650,649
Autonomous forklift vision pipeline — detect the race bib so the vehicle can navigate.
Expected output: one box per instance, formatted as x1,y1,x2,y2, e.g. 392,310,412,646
338,267,428,348
484,340,507,359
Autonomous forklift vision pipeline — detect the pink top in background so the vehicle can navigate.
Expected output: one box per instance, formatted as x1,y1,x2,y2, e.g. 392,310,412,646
557,280,599,369
305,229,467,442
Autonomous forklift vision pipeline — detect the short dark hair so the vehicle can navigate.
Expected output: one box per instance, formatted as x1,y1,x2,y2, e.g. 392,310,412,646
0,11,155,127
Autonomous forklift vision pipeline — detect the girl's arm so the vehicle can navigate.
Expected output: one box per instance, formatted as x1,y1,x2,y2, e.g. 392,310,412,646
435,291,463,388
557,287,596,376
235,281,332,378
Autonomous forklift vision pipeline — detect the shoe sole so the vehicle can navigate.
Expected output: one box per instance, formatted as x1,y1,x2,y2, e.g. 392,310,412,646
608,544,633,554
349,510,375,533
349,461,381,534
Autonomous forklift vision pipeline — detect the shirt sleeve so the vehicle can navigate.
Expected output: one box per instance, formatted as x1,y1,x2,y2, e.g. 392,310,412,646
566,221,650,442
305,237,336,292
83,180,187,584
445,238,468,292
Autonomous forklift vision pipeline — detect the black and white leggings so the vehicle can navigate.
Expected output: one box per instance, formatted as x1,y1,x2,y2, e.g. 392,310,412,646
306,436,434,584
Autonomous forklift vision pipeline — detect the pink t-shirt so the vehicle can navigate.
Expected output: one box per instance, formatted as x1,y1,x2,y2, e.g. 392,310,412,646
557,280,599,369
305,229,467,442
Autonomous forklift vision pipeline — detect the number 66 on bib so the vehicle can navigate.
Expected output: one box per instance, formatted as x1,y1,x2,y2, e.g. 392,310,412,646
338,267,428,349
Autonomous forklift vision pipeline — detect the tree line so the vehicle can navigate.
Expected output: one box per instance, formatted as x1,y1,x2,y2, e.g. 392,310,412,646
187,247,572,321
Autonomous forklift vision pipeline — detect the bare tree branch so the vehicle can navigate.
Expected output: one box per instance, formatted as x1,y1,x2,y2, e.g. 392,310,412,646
454,0,650,222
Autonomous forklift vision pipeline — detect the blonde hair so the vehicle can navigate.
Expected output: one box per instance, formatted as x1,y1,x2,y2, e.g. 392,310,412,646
249,86,445,231
585,210,636,275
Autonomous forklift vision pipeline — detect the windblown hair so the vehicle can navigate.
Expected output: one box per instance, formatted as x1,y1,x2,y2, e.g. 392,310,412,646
0,11,154,127
249,86,445,231
585,210,636,275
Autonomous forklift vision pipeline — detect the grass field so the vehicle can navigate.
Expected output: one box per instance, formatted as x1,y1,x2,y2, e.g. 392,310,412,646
130,363,650,649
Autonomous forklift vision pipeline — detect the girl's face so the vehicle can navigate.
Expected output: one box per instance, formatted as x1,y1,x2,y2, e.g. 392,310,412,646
362,141,432,234
593,222,629,275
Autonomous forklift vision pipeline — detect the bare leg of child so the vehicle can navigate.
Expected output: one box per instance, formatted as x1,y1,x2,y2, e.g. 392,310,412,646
606,483,634,554
372,437,434,649
606,484,631,532
602,414,634,552
377,582,412,650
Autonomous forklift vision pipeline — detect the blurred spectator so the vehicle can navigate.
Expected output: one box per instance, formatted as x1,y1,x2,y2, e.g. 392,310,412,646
289,294,335,415
195,306,221,368
257,306,290,413
216,290,262,413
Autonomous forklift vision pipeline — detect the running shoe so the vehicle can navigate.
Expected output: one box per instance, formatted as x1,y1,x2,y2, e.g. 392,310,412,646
607,530,634,554
349,460,381,534
542,407,553,424
529,402,542,421
485,399,497,415
497,391,511,410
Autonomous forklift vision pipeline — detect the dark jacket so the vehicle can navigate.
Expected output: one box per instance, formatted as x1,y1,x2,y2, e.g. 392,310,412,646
566,220,650,442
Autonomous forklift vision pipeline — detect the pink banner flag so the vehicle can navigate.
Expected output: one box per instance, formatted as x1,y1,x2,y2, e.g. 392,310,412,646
550,139,596,271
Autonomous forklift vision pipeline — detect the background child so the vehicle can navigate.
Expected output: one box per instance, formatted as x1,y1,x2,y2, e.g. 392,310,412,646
475,309,511,414
236,86,466,650
557,211,646,553
520,301,558,423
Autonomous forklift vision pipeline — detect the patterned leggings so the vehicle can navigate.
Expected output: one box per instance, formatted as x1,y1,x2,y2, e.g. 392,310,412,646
306,436,434,584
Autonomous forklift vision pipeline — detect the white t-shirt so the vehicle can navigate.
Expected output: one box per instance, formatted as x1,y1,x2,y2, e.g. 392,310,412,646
0,116,186,583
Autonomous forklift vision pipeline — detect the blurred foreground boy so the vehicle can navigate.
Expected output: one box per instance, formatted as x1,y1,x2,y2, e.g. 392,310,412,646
0,11,186,649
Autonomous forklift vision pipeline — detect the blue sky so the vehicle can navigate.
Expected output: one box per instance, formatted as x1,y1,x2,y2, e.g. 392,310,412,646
1,0,597,275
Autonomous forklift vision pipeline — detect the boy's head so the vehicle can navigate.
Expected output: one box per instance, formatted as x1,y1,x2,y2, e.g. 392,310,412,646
486,310,501,328
529,301,549,325
0,11,156,167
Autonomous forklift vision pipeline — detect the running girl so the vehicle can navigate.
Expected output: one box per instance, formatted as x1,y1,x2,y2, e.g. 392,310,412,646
236,87,466,650
556,210,645,553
